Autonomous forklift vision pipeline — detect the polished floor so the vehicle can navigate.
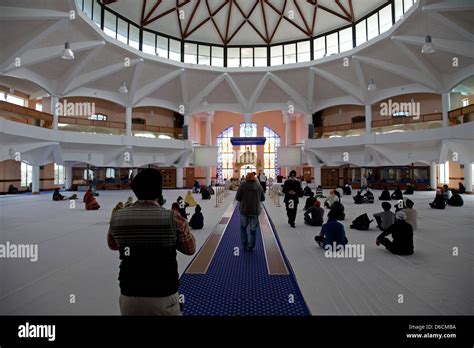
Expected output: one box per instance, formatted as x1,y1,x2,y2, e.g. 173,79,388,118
0,188,472,315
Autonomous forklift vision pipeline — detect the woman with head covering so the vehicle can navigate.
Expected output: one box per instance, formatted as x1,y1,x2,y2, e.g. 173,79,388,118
83,187,100,210
324,190,340,209
184,191,197,207
124,196,134,208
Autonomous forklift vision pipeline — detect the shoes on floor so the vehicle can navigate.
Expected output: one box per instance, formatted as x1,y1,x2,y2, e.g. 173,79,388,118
290,223,296,228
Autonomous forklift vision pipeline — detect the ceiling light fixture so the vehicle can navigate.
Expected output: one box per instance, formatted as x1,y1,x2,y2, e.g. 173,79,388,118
421,35,435,54
61,42,75,60
367,79,377,92
119,82,128,94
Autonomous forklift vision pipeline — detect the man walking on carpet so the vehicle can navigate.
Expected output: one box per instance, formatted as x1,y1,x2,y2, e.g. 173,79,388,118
282,170,303,228
236,172,265,252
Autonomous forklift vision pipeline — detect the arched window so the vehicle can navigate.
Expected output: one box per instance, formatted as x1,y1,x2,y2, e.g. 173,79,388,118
21,162,33,187
263,126,281,180
240,123,257,155
217,126,234,180
54,164,65,185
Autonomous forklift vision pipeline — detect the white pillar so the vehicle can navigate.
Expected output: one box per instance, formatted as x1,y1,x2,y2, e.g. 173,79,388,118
442,92,450,128
365,104,372,134
125,106,132,136
176,167,184,188
464,162,472,193
50,96,59,130
430,162,437,190
284,112,292,176
32,165,40,194
65,164,73,190
206,112,213,186
314,161,321,187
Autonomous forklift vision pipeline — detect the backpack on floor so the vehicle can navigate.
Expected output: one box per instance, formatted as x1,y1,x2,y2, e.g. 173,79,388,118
350,213,372,230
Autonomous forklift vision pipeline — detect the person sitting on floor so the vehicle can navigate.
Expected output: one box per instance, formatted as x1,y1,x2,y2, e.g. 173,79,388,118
335,186,344,198
342,184,352,195
376,211,414,256
304,200,324,226
201,185,211,200
353,190,364,204
304,191,317,210
8,184,19,194
363,189,375,204
315,185,325,198
188,205,204,230
447,189,464,207
171,202,180,215
207,185,215,195
193,180,201,193
379,186,391,201
324,190,340,209
391,186,403,200
315,211,348,249
53,188,77,201
350,213,373,230
184,191,197,207
404,183,414,195
176,196,189,219
429,189,446,209
303,186,313,197
402,199,417,231
124,196,134,208
373,202,395,231
83,187,100,210
442,184,451,203
457,182,466,194
329,201,345,221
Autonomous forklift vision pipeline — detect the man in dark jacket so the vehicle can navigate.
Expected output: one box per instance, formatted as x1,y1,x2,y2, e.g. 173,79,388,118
304,200,324,226
376,211,414,255
315,211,348,249
235,172,265,251
282,170,303,228
189,205,204,230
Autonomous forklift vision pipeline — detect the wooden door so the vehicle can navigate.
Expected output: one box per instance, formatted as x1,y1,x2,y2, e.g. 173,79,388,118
303,167,312,182
185,168,195,188
321,168,338,188
159,168,176,188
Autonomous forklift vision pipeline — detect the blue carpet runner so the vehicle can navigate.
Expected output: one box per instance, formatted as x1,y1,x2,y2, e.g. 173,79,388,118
179,204,310,316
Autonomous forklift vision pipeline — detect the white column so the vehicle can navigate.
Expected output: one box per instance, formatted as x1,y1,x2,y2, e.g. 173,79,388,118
50,96,59,130
205,112,213,186
125,106,132,136
65,164,73,190
442,92,450,128
464,162,472,193
365,104,372,134
430,162,437,190
176,167,184,188
314,161,321,187
284,112,292,176
32,165,40,194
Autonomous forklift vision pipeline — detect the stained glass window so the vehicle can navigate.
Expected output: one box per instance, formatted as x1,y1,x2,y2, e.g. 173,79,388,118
263,126,281,180
240,123,257,155
217,126,234,180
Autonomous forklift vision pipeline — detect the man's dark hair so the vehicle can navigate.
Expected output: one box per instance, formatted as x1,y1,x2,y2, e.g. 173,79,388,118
289,170,297,177
131,168,162,200
405,199,414,208
195,204,202,212
382,202,391,211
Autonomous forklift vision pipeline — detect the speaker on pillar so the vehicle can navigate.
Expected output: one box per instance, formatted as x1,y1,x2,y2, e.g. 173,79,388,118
182,125,188,140
308,124,314,139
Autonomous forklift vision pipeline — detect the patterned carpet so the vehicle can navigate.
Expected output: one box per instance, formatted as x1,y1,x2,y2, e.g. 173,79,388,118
179,204,310,316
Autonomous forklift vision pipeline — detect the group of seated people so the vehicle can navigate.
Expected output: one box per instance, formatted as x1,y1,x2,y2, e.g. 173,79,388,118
171,195,204,230
429,184,464,209
52,188,78,201
303,189,345,227
378,186,404,201
353,188,375,204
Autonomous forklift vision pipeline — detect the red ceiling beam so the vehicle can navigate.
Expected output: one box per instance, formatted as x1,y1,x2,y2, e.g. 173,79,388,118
335,0,353,22
311,0,318,34
183,0,201,37
293,0,311,34
348,0,354,22
265,0,310,37
260,0,270,43
143,0,190,26
142,0,162,25
205,0,227,44
317,4,351,22
224,0,233,43
229,0,264,44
